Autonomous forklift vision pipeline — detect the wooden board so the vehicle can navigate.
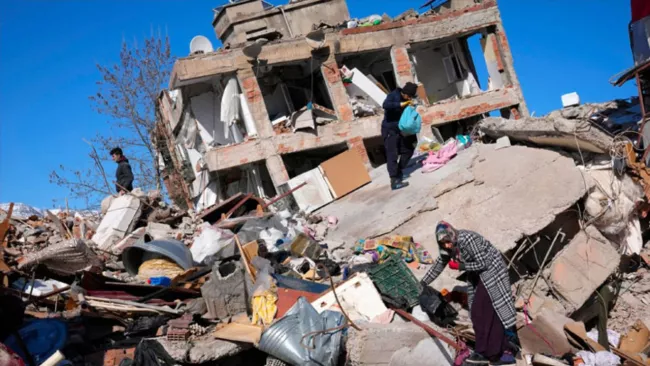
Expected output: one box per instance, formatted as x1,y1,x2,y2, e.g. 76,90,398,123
319,150,371,199
213,322,263,344
241,240,259,278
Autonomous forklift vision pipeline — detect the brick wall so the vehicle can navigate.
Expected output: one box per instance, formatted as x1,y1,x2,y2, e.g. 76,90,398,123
346,136,371,170
321,61,354,122
391,46,415,87
238,69,274,137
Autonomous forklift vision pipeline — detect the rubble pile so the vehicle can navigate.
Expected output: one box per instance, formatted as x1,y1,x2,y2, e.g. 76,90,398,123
4,96,650,366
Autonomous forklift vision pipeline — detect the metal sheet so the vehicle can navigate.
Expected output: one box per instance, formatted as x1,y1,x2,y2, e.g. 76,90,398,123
258,297,344,366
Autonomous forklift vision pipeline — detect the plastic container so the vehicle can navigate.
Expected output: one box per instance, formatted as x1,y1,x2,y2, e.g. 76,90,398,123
290,233,322,260
148,277,172,287
368,255,422,308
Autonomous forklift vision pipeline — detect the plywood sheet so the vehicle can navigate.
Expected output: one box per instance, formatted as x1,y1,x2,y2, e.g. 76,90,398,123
213,322,263,344
319,150,371,199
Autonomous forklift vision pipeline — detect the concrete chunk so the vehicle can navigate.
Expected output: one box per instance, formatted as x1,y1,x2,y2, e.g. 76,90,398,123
390,337,454,366
519,309,574,357
346,322,452,366
92,195,142,251
549,226,620,311
479,112,614,154
394,145,591,253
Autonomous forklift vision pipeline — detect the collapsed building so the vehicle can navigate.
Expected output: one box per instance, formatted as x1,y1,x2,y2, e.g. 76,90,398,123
153,0,528,211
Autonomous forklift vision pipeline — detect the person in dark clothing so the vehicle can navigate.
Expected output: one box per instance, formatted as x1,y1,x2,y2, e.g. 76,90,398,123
421,221,517,365
110,147,134,195
382,82,418,190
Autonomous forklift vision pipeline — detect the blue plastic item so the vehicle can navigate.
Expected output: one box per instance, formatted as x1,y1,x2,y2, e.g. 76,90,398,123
4,319,68,365
398,105,422,135
148,277,172,287
272,274,330,294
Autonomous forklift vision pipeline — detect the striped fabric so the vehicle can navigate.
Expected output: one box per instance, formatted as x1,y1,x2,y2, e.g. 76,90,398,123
421,230,516,329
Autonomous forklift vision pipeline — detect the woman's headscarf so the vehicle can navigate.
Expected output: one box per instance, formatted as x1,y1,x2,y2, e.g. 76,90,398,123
435,221,458,247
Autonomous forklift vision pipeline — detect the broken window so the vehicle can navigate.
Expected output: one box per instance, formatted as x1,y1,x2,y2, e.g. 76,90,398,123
409,38,481,104
179,73,257,150
255,60,335,132
442,42,463,83
337,49,394,117
213,162,277,201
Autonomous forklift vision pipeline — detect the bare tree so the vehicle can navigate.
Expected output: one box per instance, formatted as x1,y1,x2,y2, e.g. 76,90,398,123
51,34,175,207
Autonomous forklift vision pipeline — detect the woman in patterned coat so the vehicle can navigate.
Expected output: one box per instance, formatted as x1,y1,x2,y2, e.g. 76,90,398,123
421,221,516,365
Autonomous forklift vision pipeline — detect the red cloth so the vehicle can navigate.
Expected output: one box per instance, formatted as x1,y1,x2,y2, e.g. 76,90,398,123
0,343,26,366
632,0,650,23
448,259,460,270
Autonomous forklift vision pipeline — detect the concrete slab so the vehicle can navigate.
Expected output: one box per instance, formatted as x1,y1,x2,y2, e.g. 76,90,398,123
92,195,142,251
389,144,590,254
157,337,250,364
346,322,452,366
316,147,479,244
548,226,620,312
389,337,454,366
479,108,615,154
518,308,574,357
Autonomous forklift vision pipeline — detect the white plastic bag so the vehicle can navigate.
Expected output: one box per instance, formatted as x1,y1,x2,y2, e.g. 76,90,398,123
576,351,620,366
190,222,235,264
259,227,284,252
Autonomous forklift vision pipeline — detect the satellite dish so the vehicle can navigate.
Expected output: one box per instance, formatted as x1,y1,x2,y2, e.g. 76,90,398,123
242,38,267,60
305,29,325,50
190,36,214,55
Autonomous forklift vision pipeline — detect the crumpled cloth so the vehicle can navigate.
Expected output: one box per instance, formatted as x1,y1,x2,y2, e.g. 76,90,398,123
576,351,620,366
421,142,457,173
252,289,278,326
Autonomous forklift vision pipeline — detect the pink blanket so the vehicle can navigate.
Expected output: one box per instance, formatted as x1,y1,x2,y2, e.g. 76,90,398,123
421,142,457,173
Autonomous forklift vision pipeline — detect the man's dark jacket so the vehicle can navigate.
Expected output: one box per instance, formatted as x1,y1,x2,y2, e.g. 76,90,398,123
116,157,134,193
382,88,405,130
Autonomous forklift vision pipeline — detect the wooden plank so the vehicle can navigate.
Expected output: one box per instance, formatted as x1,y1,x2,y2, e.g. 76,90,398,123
235,235,256,282
213,322,263,344
319,150,371,199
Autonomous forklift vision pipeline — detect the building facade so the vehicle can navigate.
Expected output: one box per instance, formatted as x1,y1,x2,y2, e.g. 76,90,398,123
154,0,527,210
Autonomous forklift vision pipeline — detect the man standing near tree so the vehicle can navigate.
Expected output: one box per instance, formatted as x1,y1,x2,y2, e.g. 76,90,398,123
110,147,134,195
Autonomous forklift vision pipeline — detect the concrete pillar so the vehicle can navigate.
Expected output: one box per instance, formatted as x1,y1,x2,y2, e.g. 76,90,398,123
346,136,371,170
391,46,415,87
237,68,274,138
265,154,289,187
490,24,529,117
321,61,354,122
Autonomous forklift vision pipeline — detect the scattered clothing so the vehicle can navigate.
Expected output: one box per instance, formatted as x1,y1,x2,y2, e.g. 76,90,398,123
422,141,457,173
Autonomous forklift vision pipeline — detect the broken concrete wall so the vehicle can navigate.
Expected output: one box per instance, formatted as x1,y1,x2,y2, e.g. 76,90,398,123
346,322,453,366
375,144,592,253
92,195,142,251
18,239,102,275
548,226,620,313
479,105,616,154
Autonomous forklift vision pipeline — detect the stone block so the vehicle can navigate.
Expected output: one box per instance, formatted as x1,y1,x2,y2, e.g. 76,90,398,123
92,195,142,251
347,322,449,366
549,226,620,311
518,308,574,357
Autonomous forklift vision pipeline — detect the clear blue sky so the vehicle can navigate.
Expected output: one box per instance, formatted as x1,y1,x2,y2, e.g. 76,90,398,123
0,0,638,209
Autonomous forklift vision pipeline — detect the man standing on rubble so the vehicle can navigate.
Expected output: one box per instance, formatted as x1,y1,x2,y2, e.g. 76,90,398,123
382,82,418,190
110,147,134,195
421,221,517,365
